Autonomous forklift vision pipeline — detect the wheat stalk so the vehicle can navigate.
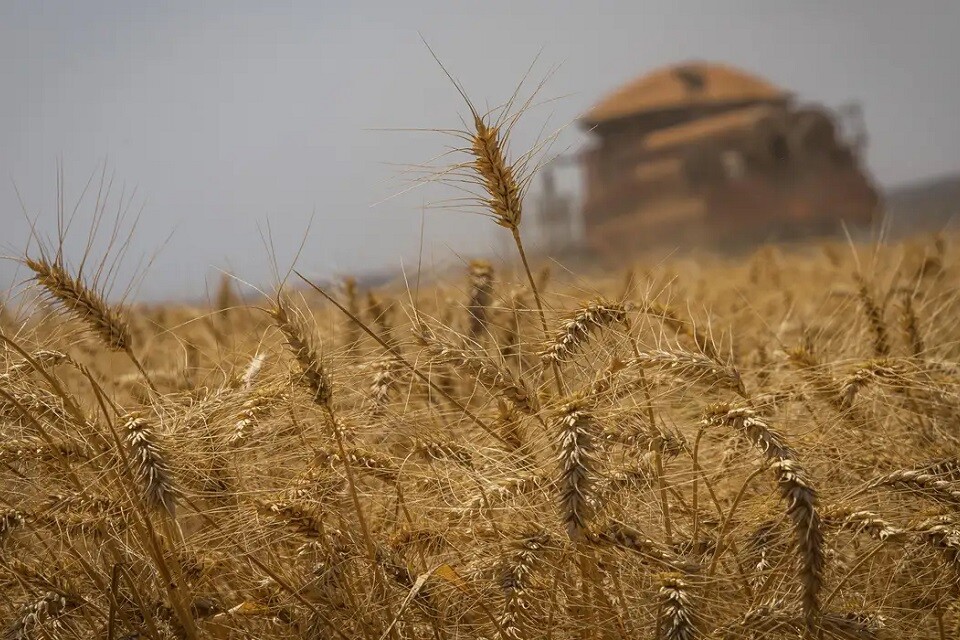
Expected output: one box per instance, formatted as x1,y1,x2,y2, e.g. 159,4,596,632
467,259,495,339
628,348,745,396
593,523,694,572
470,114,523,231
703,403,823,630
366,290,395,347
419,329,539,414
639,301,719,360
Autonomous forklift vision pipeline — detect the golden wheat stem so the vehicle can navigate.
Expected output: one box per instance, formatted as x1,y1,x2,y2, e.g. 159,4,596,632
325,406,377,564
624,318,674,546
511,226,565,394
94,406,199,639
709,464,768,576
821,540,886,610
639,366,673,546
270,295,377,565
691,425,706,551
123,346,159,395
178,494,351,639
110,562,163,640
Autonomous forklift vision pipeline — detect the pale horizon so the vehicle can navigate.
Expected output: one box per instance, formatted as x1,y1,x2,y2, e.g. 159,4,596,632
3,1,959,301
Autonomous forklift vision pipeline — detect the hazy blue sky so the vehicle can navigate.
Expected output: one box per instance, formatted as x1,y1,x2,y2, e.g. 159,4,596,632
3,1,959,300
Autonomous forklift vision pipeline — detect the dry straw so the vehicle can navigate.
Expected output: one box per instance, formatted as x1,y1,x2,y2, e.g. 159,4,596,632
419,329,538,414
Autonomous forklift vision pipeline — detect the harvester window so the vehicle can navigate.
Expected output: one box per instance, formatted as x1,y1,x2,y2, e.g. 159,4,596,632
770,134,790,164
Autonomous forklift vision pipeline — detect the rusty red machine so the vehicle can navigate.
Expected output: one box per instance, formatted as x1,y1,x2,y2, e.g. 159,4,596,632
538,62,879,255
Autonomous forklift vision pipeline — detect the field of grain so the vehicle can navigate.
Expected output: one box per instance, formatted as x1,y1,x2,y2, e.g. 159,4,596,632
2,98,960,639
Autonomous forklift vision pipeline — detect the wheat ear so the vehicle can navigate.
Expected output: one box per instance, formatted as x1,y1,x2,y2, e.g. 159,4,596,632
1,509,26,544
540,300,627,364
854,273,890,358
124,414,179,518
6,590,80,639
24,257,157,392
25,256,131,350
898,290,925,356
499,532,551,640
465,107,560,393
555,400,598,541
658,574,697,640
269,295,332,406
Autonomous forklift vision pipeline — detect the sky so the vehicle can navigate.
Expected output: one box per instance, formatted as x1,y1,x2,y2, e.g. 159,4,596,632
2,1,959,301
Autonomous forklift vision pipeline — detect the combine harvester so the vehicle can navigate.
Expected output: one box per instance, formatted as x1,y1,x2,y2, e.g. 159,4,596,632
537,61,879,256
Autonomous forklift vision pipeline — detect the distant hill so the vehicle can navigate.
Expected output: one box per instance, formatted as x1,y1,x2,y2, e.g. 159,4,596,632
882,173,960,235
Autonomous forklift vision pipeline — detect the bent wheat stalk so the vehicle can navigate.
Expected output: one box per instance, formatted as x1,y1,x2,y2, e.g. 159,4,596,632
703,403,824,632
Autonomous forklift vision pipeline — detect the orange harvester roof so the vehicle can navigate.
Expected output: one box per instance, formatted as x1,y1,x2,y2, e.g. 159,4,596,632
643,105,776,151
583,62,788,125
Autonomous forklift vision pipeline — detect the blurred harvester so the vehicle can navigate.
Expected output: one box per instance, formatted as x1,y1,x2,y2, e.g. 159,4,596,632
539,62,879,255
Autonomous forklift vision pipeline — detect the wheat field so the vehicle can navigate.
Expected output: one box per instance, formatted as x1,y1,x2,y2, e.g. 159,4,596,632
2,94,959,639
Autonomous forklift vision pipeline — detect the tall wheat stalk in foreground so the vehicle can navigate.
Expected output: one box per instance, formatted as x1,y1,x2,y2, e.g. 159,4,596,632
24,254,157,393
